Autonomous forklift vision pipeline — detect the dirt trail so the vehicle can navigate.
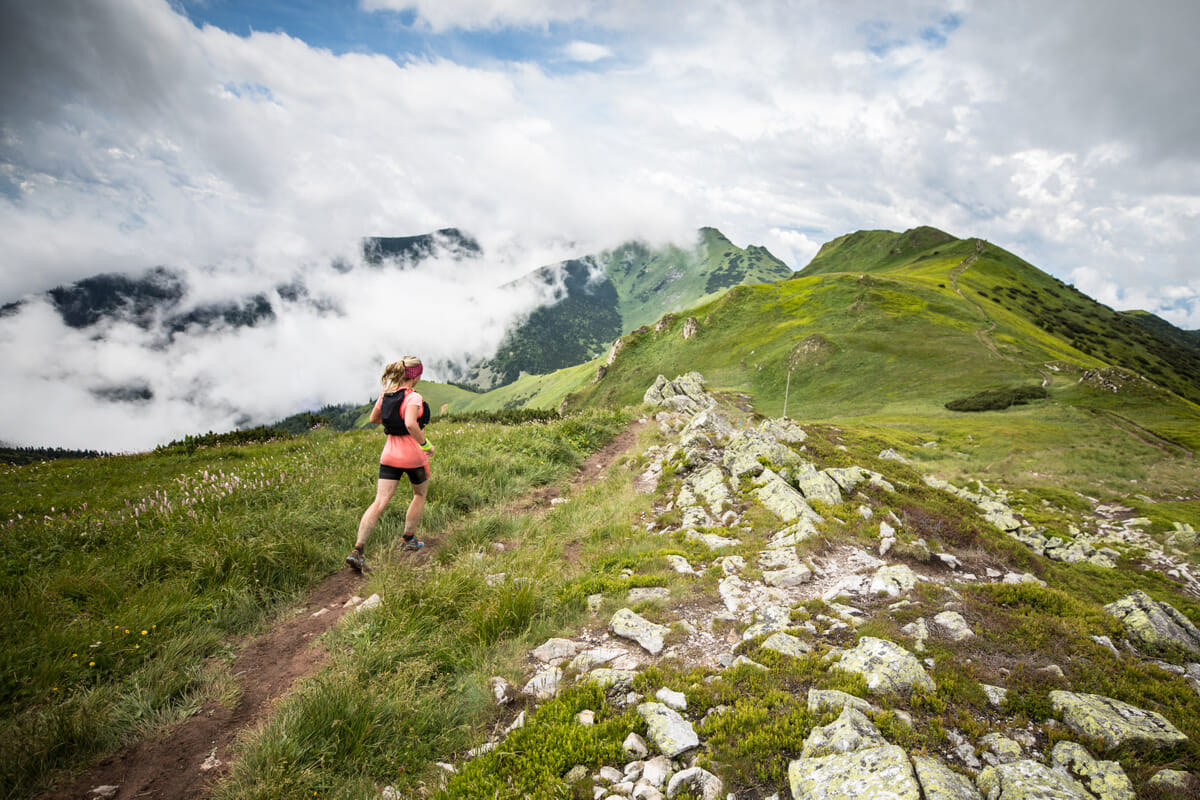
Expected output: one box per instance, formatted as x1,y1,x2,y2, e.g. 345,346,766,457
40,421,645,800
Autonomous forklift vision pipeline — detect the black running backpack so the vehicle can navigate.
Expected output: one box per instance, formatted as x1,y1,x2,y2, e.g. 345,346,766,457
380,389,431,436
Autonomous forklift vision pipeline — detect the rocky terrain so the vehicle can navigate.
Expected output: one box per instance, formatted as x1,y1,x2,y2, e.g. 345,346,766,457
374,373,1200,799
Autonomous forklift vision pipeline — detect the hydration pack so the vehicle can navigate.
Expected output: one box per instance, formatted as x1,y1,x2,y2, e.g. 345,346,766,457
380,389,430,436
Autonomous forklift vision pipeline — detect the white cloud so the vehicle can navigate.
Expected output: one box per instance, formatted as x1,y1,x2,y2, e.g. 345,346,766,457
563,41,612,63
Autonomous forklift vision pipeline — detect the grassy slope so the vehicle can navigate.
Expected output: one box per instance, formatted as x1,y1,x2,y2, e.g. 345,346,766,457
565,240,1200,496
468,229,792,391
0,410,628,798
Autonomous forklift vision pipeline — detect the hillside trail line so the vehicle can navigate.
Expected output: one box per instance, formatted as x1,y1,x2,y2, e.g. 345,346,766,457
949,239,1008,363
39,419,646,800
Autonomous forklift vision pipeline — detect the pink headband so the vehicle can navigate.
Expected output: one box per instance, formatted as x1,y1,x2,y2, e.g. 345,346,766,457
404,363,423,379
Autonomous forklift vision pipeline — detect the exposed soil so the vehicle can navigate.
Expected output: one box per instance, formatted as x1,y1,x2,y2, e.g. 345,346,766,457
40,421,645,800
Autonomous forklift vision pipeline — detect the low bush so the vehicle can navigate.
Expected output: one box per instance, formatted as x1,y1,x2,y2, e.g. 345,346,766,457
945,385,1048,412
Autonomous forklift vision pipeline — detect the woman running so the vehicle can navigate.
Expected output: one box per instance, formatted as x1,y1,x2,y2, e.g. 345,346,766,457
346,356,433,572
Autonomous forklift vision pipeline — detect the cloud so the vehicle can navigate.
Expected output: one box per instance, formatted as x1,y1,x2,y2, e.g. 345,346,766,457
563,41,612,63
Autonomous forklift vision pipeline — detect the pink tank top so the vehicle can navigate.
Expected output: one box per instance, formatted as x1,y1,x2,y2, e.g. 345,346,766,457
376,390,429,470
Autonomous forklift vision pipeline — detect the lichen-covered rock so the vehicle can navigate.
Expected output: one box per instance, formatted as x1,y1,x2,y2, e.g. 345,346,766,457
770,518,822,546
910,755,983,800
1147,769,1191,790
685,530,740,550
933,611,975,642
760,418,808,444
825,466,869,493
976,760,1090,800
794,463,843,506
723,429,801,478
789,745,920,800
1103,590,1200,657
1049,690,1189,750
1050,741,1135,800
665,766,723,800
801,706,887,758
807,688,879,716
762,631,812,658
978,733,1022,765
742,604,793,641
869,564,920,598
644,372,710,414
637,702,699,757
609,608,670,655
754,469,825,524
522,666,562,700
833,636,936,696
765,563,814,588
685,463,734,509
901,618,929,652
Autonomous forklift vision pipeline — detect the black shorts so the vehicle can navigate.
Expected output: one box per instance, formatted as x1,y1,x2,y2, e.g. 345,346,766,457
378,464,428,484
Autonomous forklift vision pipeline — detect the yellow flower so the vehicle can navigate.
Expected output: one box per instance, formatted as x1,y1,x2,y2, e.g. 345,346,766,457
88,661,95,667
141,630,148,635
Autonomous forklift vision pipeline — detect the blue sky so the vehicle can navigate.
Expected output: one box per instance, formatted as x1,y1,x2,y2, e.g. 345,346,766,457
2,0,1199,448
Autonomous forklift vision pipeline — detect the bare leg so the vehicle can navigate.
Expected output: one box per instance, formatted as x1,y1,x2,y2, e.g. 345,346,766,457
355,478,400,550
404,479,429,537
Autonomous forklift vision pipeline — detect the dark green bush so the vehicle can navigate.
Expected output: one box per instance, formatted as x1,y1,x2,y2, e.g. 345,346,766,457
945,385,1048,412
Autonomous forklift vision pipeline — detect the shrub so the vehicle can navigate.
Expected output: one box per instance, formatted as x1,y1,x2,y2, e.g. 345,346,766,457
945,386,1048,412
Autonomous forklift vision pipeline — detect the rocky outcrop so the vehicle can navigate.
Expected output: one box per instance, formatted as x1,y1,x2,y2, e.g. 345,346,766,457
790,745,921,800
976,760,1090,800
637,702,699,757
1103,590,1200,657
1049,690,1189,750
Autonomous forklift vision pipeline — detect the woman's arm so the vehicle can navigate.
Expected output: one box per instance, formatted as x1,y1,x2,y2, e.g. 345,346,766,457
404,397,423,440
369,395,383,425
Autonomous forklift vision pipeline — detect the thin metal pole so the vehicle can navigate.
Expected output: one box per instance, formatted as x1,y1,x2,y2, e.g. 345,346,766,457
784,368,791,419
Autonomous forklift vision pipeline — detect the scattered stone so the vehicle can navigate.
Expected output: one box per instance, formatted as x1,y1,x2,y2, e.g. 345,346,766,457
570,647,626,672
610,608,670,655
981,684,1007,708
565,764,590,783
978,733,1022,765
901,618,929,652
666,766,723,800
1147,770,1191,790
489,676,516,705
761,631,812,659
789,745,920,800
356,593,382,612
807,688,878,716
730,655,769,671
801,706,887,757
869,564,920,597
833,636,936,696
655,687,687,711
588,593,606,613
742,604,793,640
879,449,909,463
90,786,119,799
976,760,1090,800
686,530,740,550
582,668,639,692
533,637,579,663
628,587,671,604
1103,590,1200,657
1050,690,1189,750
522,666,562,700
637,702,700,757
665,555,696,575
577,709,595,725
624,731,649,758
933,611,974,642
641,755,672,788
1050,741,1135,800
764,563,814,588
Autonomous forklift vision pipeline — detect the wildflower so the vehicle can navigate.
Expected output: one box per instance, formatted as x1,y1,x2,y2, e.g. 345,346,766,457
89,661,95,667
141,630,148,635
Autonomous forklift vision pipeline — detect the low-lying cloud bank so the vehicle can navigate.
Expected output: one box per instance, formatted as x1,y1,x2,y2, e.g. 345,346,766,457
0,237,573,451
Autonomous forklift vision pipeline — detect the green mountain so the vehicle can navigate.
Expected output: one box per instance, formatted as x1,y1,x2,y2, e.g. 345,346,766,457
463,227,792,389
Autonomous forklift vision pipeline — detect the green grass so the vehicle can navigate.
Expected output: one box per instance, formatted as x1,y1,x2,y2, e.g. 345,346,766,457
0,410,627,798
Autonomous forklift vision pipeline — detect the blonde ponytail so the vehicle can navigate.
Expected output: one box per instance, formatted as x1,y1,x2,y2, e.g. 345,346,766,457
381,356,423,388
